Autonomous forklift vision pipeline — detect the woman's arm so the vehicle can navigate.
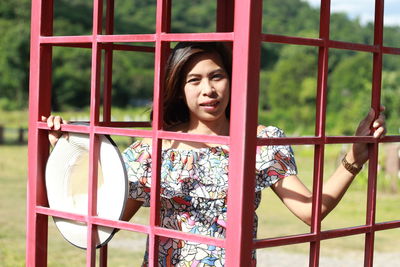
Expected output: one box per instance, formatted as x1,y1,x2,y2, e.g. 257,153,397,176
121,198,143,221
271,106,386,226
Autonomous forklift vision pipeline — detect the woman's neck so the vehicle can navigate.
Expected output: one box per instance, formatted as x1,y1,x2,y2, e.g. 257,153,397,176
186,118,230,136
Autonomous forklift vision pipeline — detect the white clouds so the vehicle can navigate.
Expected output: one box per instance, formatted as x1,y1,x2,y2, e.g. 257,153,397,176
302,0,400,26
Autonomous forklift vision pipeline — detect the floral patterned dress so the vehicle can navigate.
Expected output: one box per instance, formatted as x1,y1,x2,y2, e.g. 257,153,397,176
122,126,297,267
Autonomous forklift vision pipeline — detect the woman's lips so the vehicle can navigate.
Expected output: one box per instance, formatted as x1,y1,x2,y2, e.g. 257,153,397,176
200,101,219,107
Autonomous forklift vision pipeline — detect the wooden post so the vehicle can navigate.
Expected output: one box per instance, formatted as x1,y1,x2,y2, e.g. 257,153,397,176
0,125,4,144
18,128,25,144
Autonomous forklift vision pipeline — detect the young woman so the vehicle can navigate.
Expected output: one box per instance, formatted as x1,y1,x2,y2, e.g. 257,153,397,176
44,42,386,266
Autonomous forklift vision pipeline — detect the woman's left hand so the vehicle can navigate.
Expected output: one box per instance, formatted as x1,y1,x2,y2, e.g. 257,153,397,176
347,105,386,167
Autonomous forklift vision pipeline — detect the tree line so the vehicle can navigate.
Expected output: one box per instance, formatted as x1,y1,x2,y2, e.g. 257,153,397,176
1,0,399,134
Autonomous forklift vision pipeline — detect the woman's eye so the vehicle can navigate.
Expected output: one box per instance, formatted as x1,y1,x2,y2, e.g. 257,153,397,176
187,78,200,84
212,74,224,80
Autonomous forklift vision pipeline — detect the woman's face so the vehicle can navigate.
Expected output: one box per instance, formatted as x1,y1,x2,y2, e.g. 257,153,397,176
182,52,230,125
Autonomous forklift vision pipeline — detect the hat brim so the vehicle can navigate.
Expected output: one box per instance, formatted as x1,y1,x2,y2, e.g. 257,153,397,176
45,133,128,249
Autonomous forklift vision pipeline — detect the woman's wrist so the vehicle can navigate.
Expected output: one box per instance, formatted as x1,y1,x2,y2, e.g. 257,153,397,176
342,153,363,176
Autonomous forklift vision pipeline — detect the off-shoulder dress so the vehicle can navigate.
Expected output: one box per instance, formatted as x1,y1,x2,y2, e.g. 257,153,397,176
122,126,297,267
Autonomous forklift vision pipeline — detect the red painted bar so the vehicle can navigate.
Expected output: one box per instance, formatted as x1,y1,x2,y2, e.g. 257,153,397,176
97,34,156,43
154,227,225,248
36,206,87,221
96,121,152,127
99,245,107,267
374,220,400,231
216,0,234,32
40,35,93,44
27,0,54,265
101,0,115,124
382,46,400,55
328,40,379,53
85,0,104,265
308,0,332,265
147,1,171,266
364,0,385,266
157,130,230,145
160,32,234,42
262,34,324,47
94,126,152,137
254,233,317,249
100,44,155,53
225,1,263,266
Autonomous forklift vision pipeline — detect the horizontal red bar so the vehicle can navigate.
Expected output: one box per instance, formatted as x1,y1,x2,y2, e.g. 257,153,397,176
329,40,379,53
45,43,92,49
262,34,324,47
374,220,400,231
40,35,93,44
253,233,316,249
37,122,90,133
100,44,155,53
36,206,87,222
97,34,155,43
157,130,230,145
262,34,382,54
382,46,400,55
320,225,372,240
91,216,149,234
160,32,234,42
154,227,225,248
94,126,152,138
37,206,150,234
325,136,381,144
97,121,152,128
38,122,397,145
256,136,383,146
257,136,322,146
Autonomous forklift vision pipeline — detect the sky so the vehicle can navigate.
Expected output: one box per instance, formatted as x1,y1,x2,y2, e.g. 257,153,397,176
303,0,400,26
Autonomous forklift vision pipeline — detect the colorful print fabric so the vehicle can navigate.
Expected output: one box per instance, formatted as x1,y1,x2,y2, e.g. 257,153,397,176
123,126,297,266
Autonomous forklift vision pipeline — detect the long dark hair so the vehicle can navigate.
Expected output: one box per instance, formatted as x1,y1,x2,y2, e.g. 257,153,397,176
161,42,232,127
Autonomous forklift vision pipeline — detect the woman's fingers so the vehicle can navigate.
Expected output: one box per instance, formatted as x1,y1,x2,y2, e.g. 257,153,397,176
42,114,68,147
373,126,386,138
356,106,386,138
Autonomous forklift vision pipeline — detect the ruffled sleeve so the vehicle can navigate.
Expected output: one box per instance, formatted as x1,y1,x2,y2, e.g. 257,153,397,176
255,126,298,191
122,141,152,207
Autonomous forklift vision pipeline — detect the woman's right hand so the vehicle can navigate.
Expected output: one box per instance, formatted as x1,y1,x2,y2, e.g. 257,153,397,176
41,115,68,147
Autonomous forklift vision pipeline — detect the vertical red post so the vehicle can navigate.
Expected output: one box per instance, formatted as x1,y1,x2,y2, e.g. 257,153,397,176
216,0,234,32
147,1,171,266
225,0,263,266
26,0,53,266
86,0,103,266
364,0,384,266
102,0,115,123
309,0,331,266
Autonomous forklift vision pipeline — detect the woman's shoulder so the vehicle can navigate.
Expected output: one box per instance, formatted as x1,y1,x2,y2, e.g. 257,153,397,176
257,125,287,138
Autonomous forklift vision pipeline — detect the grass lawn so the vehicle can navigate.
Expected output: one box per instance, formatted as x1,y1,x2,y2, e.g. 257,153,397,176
1,110,399,266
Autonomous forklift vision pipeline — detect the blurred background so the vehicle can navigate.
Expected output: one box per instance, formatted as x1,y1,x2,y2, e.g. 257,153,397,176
0,0,399,266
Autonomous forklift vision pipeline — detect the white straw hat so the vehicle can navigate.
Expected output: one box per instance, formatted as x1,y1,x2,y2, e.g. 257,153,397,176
45,133,128,249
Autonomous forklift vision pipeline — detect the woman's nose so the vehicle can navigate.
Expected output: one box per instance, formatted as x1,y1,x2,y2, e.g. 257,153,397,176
201,80,214,96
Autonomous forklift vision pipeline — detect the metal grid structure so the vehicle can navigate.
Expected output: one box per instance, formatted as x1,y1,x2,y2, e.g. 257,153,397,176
26,0,400,266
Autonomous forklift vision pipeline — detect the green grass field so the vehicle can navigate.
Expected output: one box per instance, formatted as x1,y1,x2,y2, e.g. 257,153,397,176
0,110,399,266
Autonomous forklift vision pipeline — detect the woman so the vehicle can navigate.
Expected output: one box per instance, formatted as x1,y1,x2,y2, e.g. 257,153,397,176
43,42,386,266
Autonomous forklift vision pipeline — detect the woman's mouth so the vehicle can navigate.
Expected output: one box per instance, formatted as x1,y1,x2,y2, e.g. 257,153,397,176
200,101,219,107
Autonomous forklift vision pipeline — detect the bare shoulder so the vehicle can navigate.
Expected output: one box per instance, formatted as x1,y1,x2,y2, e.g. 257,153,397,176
141,138,152,145
165,122,188,132
257,125,268,135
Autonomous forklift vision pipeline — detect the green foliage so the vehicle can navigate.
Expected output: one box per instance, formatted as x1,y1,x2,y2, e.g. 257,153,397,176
382,70,400,134
327,52,372,135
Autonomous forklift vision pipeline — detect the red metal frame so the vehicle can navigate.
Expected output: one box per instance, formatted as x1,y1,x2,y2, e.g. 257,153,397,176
27,0,400,266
